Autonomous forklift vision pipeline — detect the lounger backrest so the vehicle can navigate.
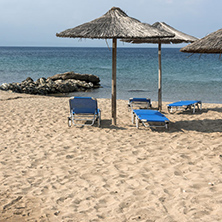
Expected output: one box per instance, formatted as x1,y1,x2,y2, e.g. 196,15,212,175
129,98,150,103
69,97,98,114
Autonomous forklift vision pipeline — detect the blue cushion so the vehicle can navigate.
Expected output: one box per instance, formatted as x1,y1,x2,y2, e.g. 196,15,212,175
168,100,201,107
133,109,169,123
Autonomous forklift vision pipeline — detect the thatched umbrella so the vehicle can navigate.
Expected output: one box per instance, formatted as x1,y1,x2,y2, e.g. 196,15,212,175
56,7,174,125
122,22,198,110
180,28,222,54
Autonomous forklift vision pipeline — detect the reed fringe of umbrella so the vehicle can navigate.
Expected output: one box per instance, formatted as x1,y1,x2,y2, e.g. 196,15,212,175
180,28,222,54
122,22,198,44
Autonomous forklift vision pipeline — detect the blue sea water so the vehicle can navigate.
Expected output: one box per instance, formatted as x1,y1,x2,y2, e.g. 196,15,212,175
0,46,222,103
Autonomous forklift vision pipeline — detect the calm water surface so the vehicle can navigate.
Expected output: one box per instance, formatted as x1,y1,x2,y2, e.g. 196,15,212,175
0,47,222,103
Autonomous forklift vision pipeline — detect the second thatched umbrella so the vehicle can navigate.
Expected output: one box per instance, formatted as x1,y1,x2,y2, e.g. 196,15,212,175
122,22,198,110
56,7,174,125
180,28,222,54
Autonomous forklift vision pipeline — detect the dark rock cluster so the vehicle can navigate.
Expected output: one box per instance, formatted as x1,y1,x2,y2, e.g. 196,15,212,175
0,71,100,95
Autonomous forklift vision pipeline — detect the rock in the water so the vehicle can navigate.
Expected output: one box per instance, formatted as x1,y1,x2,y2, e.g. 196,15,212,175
36,77,47,86
0,72,100,95
0,83,10,90
47,71,100,84
24,77,34,83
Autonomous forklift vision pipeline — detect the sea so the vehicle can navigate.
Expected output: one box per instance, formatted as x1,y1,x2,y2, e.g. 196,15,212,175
0,46,222,103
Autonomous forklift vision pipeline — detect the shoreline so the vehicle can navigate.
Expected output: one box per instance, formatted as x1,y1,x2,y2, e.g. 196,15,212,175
1,90,222,221
2,89,222,105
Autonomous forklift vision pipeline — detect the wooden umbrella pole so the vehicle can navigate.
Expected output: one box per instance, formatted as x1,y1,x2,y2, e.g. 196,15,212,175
112,38,117,125
158,41,162,111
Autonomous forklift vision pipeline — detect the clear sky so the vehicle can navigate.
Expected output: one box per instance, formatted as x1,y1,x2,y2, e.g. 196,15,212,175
1,0,221,47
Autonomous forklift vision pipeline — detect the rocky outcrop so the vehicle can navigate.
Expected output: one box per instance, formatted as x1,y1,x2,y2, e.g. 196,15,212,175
0,72,100,95
48,71,100,84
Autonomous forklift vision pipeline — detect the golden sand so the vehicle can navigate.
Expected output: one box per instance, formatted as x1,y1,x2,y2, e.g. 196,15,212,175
1,90,222,222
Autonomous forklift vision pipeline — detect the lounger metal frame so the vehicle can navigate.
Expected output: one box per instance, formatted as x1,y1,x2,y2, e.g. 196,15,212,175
167,100,202,114
68,97,101,127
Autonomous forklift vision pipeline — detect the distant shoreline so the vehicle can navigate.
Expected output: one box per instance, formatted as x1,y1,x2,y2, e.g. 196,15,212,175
0,46,183,49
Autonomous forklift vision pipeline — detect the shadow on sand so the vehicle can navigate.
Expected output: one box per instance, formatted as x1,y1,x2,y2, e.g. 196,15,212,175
100,119,127,130
170,118,222,133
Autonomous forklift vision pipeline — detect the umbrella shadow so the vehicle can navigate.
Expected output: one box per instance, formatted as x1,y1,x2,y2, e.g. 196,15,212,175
173,118,222,132
100,119,127,130
206,107,222,113
169,107,222,116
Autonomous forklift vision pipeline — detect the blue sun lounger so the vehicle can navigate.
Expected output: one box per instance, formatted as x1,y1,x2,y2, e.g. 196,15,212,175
128,98,151,111
167,100,202,114
68,97,101,127
133,109,169,129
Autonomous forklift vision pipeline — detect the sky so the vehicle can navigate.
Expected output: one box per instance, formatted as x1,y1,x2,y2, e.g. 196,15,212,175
0,0,221,47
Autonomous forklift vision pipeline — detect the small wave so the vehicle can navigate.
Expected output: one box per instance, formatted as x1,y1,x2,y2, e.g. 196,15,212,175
90,66,111,70
128,90,150,92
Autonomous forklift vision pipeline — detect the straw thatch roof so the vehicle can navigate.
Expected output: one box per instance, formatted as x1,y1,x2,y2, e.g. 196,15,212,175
180,28,222,53
56,7,174,39
122,22,198,44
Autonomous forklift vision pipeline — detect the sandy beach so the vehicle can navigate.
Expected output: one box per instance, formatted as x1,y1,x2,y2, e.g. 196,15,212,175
1,90,222,222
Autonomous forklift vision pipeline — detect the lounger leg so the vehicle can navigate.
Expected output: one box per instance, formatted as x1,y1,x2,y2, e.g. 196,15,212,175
167,106,171,113
196,102,202,112
97,112,101,127
68,117,72,127
136,117,139,128
132,112,134,124
128,104,131,112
